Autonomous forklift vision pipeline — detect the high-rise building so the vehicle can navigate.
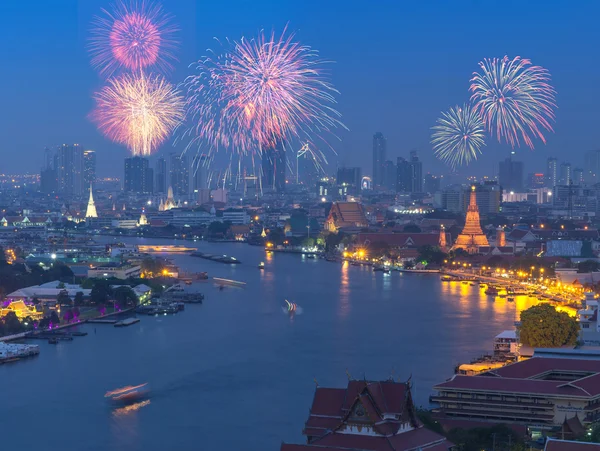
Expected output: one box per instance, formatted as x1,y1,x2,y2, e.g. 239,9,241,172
409,151,423,193
57,144,84,197
424,173,441,193
470,181,502,214
40,147,57,194
124,157,153,194
383,160,396,191
170,153,190,196
559,162,572,186
584,150,600,183
298,152,319,190
336,167,361,195
83,150,96,187
527,173,545,189
155,156,167,194
498,154,524,192
396,157,411,192
261,140,286,193
191,154,207,192
573,168,584,185
372,132,386,188
546,157,558,188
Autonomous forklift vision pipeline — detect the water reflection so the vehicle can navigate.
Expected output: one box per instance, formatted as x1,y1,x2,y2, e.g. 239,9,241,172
339,261,350,318
112,400,151,417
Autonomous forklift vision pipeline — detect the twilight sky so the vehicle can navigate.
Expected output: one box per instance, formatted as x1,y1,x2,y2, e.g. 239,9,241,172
0,0,598,178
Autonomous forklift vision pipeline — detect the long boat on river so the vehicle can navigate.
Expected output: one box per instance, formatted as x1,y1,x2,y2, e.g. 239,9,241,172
213,277,246,288
190,251,241,264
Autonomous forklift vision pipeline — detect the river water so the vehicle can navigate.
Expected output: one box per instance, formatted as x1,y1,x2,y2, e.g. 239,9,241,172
0,238,538,451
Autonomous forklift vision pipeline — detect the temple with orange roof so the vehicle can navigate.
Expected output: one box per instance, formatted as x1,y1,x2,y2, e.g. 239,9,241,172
451,186,489,254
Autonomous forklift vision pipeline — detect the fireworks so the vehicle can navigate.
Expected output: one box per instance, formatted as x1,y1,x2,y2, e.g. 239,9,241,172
469,56,556,149
89,0,178,76
91,72,184,156
431,104,486,169
181,29,345,159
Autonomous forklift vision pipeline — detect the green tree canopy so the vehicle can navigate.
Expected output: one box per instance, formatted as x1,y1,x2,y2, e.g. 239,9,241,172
74,291,85,306
113,286,138,307
90,281,112,305
518,304,579,348
418,245,447,266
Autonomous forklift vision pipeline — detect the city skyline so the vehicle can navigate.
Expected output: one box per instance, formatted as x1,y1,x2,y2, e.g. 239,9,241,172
2,1,600,177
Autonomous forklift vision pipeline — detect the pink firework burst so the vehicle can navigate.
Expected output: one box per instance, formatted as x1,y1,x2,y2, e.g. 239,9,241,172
90,72,184,156
181,29,345,157
469,56,556,149
89,0,178,76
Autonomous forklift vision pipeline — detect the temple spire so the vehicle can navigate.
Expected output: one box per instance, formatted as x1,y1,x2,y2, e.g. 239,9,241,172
85,183,98,218
451,185,488,254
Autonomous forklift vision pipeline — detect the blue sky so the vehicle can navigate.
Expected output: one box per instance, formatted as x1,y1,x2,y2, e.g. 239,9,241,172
0,0,598,178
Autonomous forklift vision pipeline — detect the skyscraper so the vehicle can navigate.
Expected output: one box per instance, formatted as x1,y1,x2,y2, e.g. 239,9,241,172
573,168,584,185
546,157,558,188
83,150,96,187
170,153,190,196
298,152,319,189
261,140,286,193
527,173,545,189
40,147,58,194
372,132,386,188
498,153,524,192
584,150,600,183
559,162,572,186
57,144,84,197
155,156,167,194
424,173,441,194
409,151,423,193
124,157,153,194
396,157,411,192
336,167,362,195
383,160,396,191
191,154,207,191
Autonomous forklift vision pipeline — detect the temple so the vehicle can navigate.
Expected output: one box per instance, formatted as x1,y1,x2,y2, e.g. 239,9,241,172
325,202,369,233
85,184,98,218
281,377,454,451
159,186,177,212
451,186,488,254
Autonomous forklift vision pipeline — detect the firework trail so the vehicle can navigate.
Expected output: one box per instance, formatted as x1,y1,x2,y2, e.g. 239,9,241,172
180,29,345,163
469,56,556,149
431,104,486,169
89,0,178,76
91,72,184,156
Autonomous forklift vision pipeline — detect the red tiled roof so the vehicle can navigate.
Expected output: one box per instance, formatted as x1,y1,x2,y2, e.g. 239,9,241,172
310,387,347,417
545,439,600,451
490,357,600,379
357,233,439,248
434,374,591,397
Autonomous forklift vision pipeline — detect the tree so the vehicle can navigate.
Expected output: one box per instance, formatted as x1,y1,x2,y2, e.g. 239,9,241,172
3,311,23,335
90,282,112,305
49,311,60,326
418,245,447,266
578,260,600,273
518,304,579,348
56,290,71,306
113,286,138,307
74,291,85,307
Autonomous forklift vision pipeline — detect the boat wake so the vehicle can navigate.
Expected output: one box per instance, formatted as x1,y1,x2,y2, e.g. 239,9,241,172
282,300,303,315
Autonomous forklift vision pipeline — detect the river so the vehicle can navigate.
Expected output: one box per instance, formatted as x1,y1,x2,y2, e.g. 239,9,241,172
0,237,539,451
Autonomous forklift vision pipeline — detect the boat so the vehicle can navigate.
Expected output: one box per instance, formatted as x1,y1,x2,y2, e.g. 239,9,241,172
213,277,246,288
373,265,385,272
485,286,499,296
440,275,452,282
105,383,150,405
306,254,316,259
48,337,59,344
470,282,476,286
285,300,298,314
383,268,390,274
258,262,265,269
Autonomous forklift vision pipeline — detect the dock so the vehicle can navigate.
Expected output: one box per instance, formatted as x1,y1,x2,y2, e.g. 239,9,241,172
88,319,119,324
114,318,140,327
